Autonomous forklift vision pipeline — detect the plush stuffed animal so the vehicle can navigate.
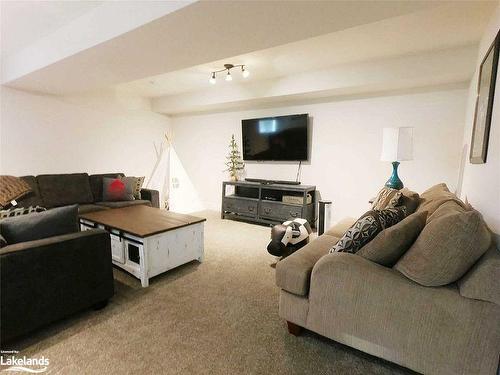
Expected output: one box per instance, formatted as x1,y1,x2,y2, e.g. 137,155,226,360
267,218,312,258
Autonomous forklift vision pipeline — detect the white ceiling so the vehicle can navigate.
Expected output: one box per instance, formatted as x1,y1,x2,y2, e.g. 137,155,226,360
118,2,495,98
0,0,497,116
0,1,103,57
2,0,443,94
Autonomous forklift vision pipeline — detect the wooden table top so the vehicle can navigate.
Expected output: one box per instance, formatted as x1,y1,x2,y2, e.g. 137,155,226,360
79,205,206,238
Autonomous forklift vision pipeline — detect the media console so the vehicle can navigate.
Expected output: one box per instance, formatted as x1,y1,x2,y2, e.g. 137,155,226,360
221,180,316,227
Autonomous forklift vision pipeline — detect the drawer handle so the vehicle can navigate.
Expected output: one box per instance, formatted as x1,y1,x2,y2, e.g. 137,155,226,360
290,212,298,217
248,206,254,211
264,208,271,214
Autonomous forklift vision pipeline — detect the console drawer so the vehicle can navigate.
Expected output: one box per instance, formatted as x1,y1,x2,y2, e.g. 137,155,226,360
260,202,303,220
223,198,258,216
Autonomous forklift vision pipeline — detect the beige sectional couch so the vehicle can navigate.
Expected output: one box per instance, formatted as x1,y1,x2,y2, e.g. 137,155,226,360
276,184,500,374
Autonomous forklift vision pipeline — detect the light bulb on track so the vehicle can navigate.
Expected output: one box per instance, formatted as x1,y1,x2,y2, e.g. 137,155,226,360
225,71,232,81
242,66,249,78
209,72,216,84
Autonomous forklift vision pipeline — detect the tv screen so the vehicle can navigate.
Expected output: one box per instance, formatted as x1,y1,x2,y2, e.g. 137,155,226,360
242,114,308,161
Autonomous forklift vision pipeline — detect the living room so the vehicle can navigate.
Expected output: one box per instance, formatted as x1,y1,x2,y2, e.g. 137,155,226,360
0,1,499,374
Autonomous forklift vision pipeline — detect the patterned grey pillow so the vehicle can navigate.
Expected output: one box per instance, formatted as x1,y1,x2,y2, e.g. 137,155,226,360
330,207,407,254
0,205,46,220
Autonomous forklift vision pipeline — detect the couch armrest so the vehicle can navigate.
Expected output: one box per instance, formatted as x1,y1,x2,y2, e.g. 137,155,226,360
1,229,114,342
458,245,500,305
276,234,339,296
324,217,356,238
141,188,160,208
0,229,106,255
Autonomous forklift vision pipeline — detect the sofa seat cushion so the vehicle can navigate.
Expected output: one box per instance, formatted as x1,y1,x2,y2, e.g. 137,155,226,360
416,183,466,218
37,174,94,208
276,234,339,296
95,200,152,209
89,173,124,202
357,211,427,267
0,205,79,244
394,210,491,286
78,204,110,214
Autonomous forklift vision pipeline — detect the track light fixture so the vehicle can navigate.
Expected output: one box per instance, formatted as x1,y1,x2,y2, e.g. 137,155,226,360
209,64,249,84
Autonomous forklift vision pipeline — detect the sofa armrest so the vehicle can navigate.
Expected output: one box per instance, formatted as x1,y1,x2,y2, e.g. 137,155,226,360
458,245,500,305
0,230,106,255
1,229,114,342
141,188,160,208
276,234,339,296
324,217,356,238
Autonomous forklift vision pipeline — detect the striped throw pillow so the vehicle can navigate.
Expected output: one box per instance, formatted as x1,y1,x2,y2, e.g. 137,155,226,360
0,205,47,219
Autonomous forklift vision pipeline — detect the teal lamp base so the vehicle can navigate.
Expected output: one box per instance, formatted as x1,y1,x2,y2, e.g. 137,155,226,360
385,161,404,190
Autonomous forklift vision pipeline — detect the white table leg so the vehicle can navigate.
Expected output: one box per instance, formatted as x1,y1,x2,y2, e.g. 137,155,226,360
140,241,149,287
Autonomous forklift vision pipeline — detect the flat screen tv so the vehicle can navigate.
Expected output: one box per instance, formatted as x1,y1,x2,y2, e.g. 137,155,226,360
242,114,308,161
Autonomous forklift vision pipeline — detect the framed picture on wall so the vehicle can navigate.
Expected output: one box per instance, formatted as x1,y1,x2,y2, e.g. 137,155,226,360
470,29,500,164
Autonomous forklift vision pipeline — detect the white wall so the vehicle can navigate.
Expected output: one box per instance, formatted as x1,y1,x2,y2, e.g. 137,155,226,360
169,89,467,223
0,87,171,200
460,5,500,240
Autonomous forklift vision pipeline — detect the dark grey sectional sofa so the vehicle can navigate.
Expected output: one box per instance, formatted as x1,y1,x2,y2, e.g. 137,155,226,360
0,173,160,344
1,229,113,343
16,172,160,212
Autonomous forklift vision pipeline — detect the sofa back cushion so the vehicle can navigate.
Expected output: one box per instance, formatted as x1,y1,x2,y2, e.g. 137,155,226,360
0,204,79,244
16,176,44,208
357,211,427,267
416,183,466,218
426,200,465,223
89,173,124,202
394,209,491,286
37,173,93,208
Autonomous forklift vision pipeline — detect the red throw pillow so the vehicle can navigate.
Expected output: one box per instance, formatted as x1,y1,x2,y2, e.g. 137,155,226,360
103,178,135,201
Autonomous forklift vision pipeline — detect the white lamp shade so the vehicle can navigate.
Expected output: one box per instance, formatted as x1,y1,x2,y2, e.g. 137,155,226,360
381,127,413,161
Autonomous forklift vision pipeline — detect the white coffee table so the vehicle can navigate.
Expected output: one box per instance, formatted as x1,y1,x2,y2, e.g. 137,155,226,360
80,205,206,287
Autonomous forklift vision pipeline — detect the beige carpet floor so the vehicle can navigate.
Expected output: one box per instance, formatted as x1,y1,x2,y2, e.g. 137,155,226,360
5,211,414,374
